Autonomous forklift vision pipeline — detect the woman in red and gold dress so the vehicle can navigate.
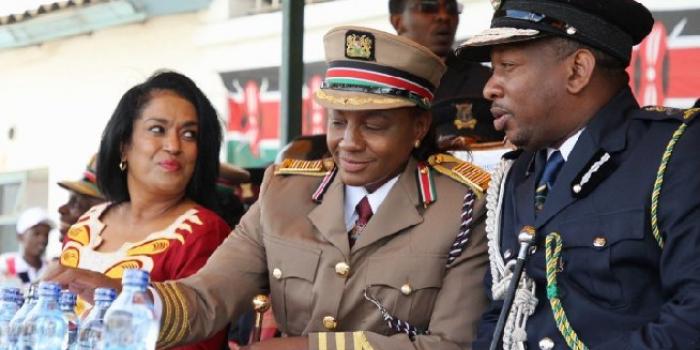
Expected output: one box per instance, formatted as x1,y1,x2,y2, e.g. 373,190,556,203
55,71,230,350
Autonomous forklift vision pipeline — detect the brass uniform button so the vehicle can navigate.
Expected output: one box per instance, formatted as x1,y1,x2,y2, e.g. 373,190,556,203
593,236,607,248
335,262,350,277
400,284,412,296
322,316,337,330
272,268,283,280
538,337,555,350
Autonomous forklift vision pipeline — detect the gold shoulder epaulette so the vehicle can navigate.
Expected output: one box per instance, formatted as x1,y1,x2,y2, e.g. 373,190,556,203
428,153,490,196
274,158,335,177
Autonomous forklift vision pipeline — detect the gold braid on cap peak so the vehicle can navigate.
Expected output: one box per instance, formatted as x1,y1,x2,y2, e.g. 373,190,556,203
428,153,490,196
315,90,414,108
275,158,335,177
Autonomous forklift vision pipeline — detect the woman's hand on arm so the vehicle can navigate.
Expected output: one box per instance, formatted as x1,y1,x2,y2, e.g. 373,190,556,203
41,262,121,303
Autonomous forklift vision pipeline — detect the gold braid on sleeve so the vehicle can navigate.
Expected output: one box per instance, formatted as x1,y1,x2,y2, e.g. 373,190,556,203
154,281,190,348
310,331,375,350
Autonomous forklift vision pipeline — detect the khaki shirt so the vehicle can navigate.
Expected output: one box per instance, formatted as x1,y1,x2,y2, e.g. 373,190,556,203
155,157,489,349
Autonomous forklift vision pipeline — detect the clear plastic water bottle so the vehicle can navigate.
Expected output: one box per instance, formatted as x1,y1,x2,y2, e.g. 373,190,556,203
59,291,79,350
16,282,66,350
77,288,116,350
102,270,158,350
0,287,21,349
8,284,38,348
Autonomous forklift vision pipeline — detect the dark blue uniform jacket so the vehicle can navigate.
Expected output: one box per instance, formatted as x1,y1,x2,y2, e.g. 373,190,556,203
474,88,700,349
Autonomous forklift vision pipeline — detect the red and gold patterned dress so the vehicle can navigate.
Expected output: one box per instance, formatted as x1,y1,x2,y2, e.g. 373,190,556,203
60,202,231,350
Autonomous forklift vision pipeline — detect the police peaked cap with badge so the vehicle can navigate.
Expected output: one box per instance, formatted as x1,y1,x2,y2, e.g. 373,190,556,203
315,26,446,110
458,0,655,65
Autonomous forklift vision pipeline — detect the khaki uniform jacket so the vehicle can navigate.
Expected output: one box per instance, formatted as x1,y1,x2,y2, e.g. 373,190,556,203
155,157,489,350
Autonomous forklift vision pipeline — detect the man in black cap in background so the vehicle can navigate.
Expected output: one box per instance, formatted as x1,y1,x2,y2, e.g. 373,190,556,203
389,0,505,151
457,0,700,349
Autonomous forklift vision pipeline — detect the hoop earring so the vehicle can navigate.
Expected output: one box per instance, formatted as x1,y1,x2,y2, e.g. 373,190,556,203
119,160,127,172
414,139,421,149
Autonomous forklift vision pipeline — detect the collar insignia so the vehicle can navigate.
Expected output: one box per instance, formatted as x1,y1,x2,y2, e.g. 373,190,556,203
571,150,615,198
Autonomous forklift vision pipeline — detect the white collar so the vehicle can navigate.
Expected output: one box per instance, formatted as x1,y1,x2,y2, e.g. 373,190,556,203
344,176,400,231
547,128,585,161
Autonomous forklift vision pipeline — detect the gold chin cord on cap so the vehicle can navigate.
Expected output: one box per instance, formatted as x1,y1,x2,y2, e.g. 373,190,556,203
251,294,271,343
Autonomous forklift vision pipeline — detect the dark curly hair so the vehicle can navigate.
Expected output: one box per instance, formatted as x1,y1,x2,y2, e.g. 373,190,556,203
97,70,223,210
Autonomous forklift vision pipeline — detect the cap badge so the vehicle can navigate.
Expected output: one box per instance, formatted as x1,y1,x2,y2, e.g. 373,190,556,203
345,30,375,61
490,0,502,10
454,102,477,130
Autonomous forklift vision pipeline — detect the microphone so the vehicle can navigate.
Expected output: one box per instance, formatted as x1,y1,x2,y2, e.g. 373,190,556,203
489,225,536,350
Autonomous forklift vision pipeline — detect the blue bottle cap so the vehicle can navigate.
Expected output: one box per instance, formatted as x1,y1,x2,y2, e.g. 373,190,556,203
122,269,150,287
38,282,61,299
1,287,20,302
59,290,77,306
94,288,118,302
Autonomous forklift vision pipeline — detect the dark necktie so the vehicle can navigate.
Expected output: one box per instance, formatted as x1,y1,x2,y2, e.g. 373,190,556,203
535,150,565,212
349,196,373,247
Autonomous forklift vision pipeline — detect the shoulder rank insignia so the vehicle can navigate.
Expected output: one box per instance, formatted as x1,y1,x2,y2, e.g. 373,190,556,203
643,105,682,114
642,106,700,125
274,158,335,177
428,153,490,196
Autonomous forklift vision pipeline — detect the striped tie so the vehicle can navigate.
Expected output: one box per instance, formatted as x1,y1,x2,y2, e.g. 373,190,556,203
535,150,565,213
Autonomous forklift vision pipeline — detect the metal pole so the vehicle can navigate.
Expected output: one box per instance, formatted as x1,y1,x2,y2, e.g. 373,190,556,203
279,0,304,146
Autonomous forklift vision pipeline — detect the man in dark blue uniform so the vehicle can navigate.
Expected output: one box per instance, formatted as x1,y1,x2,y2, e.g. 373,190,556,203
457,0,700,349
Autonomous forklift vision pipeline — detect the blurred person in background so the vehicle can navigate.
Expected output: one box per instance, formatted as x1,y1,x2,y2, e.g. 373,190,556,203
46,26,491,350
57,154,106,245
0,207,52,288
214,162,249,228
389,0,505,155
48,71,231,349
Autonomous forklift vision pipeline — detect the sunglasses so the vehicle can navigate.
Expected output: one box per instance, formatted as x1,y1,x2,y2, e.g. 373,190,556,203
409,0,464,15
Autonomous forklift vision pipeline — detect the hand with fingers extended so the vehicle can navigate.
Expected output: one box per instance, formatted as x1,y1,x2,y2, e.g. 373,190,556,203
41,262,121,304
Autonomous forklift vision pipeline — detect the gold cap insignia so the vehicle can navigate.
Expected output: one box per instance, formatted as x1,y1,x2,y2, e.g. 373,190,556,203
454,102,477,130
345,30,375,61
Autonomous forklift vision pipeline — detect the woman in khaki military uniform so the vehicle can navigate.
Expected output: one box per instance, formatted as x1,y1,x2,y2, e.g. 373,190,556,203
48,26,490,350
